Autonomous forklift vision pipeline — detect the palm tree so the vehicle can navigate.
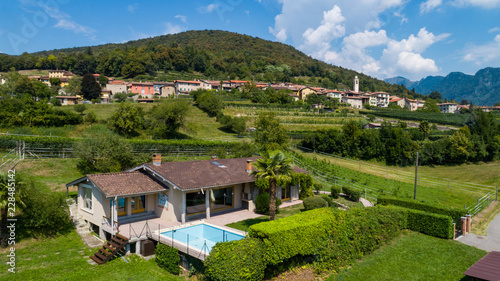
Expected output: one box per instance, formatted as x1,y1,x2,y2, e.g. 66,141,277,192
251,150,294,221
0,172,26,246
419,121,431,139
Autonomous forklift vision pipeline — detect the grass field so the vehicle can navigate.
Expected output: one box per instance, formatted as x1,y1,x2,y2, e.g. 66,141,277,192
15,158,83,191
0,231,183,281
328,232,486,281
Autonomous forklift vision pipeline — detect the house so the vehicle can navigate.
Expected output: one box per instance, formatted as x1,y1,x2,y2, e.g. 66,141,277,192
361,94,378,107
404,98,418,111
297,87,317,100
389,97,405,108
321,90,343,100
438,103,457,113
372,92,390,107
174,80,202,95
66,155,304,239
0,74,5,85
136,98,155,103
342,96,363,109
129,82,154,96
55,96,79,105
153,82,175,97
100,89,112,102
106,80,128,95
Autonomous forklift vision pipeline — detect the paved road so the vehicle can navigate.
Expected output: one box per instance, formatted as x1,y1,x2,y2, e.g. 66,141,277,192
458,211,500,252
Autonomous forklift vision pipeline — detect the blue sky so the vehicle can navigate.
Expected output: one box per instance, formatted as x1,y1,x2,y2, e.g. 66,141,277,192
1,0,499,81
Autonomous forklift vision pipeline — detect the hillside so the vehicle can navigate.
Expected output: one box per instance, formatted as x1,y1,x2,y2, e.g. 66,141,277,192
385,67,500,105
0,30,410,95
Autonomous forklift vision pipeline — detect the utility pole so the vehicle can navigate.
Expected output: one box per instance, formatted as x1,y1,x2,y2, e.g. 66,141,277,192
414,152,419,200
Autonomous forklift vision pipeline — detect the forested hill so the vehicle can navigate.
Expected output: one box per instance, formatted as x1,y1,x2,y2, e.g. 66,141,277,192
385,68,500,105
1,30,411,95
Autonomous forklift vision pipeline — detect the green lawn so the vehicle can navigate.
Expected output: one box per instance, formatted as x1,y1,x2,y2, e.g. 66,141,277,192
226,203,305,232
0,230,183,281
328,232,486,281
15,158,83,191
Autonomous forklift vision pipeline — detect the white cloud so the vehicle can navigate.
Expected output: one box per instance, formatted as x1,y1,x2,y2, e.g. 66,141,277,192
198,3,219,13
175,15,187,23
393,12,408,24
127,4,138,14
26,1,96,36
164,23,184,35
420,0,442,13
463,34,500,65
452,0,500,8
489,27,500,33
302,5,345,47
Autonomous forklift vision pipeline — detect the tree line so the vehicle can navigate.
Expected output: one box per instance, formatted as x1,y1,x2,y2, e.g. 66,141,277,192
301,111,500,166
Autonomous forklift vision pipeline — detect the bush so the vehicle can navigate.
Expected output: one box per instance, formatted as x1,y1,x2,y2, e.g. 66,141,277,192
330,185,341,199
303,196,328,210
204,238,266,281
255,192,282,215
21,178,73,237
313,182,323,194
83,111,98,124
320,194,336,208
155,244,180,275
377,196,466,229
342,186,361,202
74,104,86,114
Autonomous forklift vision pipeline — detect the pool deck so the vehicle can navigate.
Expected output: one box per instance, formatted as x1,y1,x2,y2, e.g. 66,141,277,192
117,199,303,241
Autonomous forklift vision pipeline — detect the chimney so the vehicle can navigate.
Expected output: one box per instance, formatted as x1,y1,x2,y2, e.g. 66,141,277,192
153,154,161,166
246,160,253,173
211,155,218,161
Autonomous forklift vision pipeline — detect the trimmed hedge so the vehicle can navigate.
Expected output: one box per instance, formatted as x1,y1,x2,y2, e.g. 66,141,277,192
204,238,266,281
383,206,454,239
249,208,336,265
330,185,341,199
320,194,335,208
303,196,328,210
342,186,361,202
255,192,282,215
377,196,466,229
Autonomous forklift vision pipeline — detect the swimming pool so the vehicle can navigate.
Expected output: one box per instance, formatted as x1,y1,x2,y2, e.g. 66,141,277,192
161,223,244,252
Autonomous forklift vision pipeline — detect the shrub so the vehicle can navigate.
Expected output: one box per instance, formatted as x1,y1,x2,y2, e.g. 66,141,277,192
255,192,282,215
313,182,323,194
83,111,98,124
342,186,361,202
21,178,73,237
377,196,466,229
74,104,86,114
155,244,180,275
204,238,266,281
303,196,328,210
320,194,335,208
330,185,341,199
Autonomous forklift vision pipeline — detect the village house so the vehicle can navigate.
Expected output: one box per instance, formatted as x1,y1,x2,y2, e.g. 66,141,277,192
297,86,317,100
106,80,128,95
372,92,390,107
0,74,5,85
55,95,79,105
174,80,203,95
342,96,363,109
405,98,418,111
129,82,154,96
438,103,458,113
66,155,304,240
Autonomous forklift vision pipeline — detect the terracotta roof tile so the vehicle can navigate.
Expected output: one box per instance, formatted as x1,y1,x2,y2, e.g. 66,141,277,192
87,171,167,198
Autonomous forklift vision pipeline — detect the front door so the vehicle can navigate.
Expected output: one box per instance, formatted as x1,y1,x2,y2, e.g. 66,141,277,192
282,185,290,201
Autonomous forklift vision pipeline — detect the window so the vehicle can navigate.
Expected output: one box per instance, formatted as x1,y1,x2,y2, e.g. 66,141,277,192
83,186,92,211
131,195,146,214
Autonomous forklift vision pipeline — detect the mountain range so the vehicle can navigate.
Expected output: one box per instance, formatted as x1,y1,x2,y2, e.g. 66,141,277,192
385,68,500,106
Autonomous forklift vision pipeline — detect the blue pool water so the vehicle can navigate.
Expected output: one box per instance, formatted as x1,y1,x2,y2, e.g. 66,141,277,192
161,224,244,252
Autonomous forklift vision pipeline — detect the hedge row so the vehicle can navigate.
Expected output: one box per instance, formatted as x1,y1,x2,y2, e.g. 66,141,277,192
303,196,328,210
210,206,452,279
400,207,454,239
0,135,238,151
248,208,335,265
377,196,465,229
